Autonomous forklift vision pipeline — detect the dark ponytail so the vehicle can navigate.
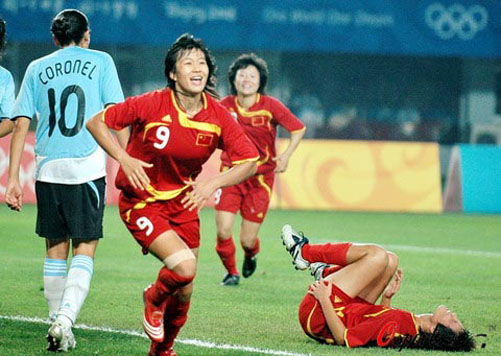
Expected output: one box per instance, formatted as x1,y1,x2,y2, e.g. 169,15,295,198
50,9,88,46
0,18,6,54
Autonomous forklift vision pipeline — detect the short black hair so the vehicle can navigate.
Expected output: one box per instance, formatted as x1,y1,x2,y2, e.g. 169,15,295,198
164,33,218,98
51,9,89,46
0,18,6,54
397,324,475,352
228,53,268,95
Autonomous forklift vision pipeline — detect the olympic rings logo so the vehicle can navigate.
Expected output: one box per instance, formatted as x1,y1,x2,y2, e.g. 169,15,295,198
425,3,488,40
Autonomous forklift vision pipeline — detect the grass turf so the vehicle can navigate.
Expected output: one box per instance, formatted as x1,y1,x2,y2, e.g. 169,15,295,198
0,205,499,355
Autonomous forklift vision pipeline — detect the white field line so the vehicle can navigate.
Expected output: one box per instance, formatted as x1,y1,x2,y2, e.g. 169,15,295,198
0,315,312,356
318,241,501,258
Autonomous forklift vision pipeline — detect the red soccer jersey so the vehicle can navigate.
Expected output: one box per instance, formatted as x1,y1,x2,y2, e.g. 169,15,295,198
219,94,305,174
299,283,419,348
103,89,259,203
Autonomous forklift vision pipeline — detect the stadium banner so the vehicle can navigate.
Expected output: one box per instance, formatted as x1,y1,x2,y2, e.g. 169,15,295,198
270,140,443,212
1,0,499,58
444,144,501,213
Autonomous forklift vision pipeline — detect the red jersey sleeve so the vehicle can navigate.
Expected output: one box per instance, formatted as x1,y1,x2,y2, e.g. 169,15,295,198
269,97,305,133
103,91,158,130
217,106,259,165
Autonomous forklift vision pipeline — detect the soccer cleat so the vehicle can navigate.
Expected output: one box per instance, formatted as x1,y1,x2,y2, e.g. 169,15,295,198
242,256,257,278
281,224,310,270
221,273,240,286
46,320,76,352
309,262,328,281
143,284,165,343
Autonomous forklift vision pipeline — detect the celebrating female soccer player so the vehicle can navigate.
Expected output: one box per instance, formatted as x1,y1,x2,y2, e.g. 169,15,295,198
5,9,126,352
86,34,258,356
215,53,305,286
281,224,475,351
0,17,15,137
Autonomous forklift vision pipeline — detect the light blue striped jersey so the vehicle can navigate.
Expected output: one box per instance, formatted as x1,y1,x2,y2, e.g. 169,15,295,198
0,65,15,120
12,46,124,184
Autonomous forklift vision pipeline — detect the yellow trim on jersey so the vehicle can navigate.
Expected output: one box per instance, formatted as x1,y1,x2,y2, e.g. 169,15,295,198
344,329,351,348
257,174,272,198
410,313,420,334
290,126,306,134
363,308,391,318
231,156,259,165
306,301,335,345
124,184,190,222
143,122,170,141
234,96,273,119
171,91,221,135
101,105,114,123
257,146,270,166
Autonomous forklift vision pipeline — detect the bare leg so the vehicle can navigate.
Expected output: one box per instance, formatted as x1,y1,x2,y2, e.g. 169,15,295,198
324,244,389,299
356,251,399,303
240,218,261,252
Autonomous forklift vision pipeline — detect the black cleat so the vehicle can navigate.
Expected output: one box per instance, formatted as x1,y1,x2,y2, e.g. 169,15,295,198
242,256,257,278
221,273,240,286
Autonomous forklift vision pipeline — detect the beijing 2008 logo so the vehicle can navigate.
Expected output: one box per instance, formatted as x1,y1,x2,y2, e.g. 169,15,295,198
425,3,488,40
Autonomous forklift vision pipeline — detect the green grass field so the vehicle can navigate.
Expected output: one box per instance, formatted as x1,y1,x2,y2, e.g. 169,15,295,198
0,205,500,355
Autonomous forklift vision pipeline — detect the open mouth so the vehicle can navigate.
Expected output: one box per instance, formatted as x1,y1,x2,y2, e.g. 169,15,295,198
190,76,204,86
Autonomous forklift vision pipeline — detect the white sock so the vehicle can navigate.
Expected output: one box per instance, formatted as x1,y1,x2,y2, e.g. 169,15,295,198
57,255,94,326
43,258,67,321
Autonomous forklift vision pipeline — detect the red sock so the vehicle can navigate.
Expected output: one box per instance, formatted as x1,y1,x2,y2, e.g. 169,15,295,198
148,267,194,305
215,237,239,275
302,243,351,266
243,238,260,258
322,265,343,278
162,297,190,349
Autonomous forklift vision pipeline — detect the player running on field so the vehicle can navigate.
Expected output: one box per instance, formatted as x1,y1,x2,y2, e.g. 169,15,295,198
5,9,127,352
281,224,475,351
215,53,305,285
86,34,258,356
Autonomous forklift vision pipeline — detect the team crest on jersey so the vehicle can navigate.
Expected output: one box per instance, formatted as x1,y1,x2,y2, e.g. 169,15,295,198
252,116,266,126
196,133,213,146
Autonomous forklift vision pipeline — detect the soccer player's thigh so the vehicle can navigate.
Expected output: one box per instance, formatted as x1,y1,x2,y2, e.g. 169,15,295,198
119,201,178,255
214,185,242,235
240,184,270,224
59,177,106,241
35,181,69,239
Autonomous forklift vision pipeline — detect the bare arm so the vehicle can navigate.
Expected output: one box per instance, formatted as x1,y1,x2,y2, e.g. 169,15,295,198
0,119,15,138
114,127,130,150
309,280,346,345
381,268,403,307
182,160,257,212
86,110,152,190
5,117,30,211
273,128,305,173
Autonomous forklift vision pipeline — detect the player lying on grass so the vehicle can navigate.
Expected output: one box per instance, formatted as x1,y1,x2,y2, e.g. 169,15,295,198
281,224,475,351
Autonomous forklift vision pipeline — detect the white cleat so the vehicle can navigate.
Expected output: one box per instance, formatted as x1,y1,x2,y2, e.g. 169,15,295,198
281,224,310,270
46,320,76,352
309,262,328,281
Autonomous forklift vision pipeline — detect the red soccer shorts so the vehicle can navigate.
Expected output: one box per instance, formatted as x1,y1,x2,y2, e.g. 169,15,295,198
118,193,200,254
214,172,274,223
